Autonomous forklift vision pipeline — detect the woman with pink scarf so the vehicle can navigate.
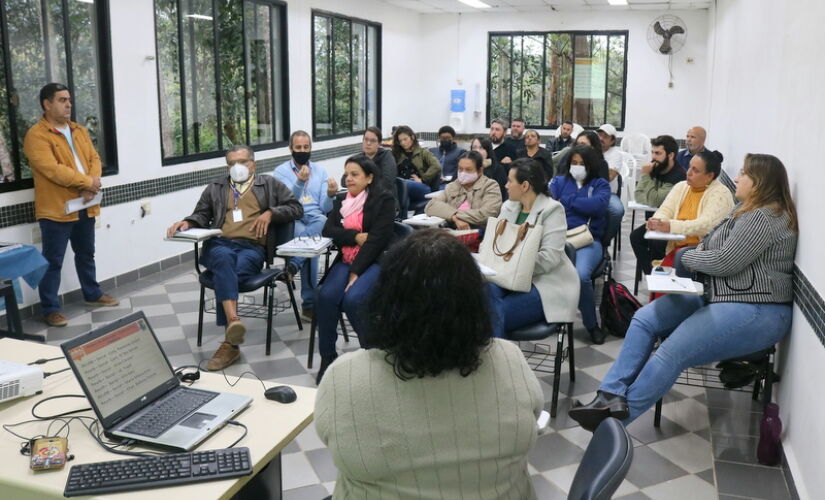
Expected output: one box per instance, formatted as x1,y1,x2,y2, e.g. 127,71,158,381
316,155,396,384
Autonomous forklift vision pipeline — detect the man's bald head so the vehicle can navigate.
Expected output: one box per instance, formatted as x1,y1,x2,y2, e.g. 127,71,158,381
686,127,707,154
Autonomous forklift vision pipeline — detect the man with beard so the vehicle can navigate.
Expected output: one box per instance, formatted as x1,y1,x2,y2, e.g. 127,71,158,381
547,120,574,153
489,118,517,166
503,117,527,159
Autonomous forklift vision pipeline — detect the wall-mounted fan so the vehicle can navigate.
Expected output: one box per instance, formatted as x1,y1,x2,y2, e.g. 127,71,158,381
647,15,687,87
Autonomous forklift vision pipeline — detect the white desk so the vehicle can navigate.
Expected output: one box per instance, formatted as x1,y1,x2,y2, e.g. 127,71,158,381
0,338,315,500
402,214,446,228
627,200,659,212
644,230,686,241
276,237,333,259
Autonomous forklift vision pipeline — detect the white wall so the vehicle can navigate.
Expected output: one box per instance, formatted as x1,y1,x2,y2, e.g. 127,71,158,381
707,1,825,498
0,0,420,308
413,9,710,139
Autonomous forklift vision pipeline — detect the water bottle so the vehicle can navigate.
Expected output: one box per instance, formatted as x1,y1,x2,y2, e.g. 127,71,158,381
757,402,782,466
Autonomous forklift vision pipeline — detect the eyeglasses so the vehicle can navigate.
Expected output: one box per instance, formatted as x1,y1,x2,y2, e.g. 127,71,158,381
296,235,322,243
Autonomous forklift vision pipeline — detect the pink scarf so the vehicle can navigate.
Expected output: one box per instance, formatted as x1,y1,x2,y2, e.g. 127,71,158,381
341,190,367,264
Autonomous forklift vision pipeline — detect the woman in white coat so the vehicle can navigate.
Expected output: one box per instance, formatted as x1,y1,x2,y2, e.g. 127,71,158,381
488,158,580,338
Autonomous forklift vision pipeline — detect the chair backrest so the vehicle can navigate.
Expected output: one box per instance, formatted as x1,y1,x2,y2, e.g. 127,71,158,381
393,221,414,240
620,133,652,165
267,220,295,264
395,177,409,219
568,417,634,500
619,152,637,203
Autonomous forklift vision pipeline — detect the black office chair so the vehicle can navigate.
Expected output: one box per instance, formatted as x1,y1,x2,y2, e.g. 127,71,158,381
394,177,409,219
508,243,577,418
306,222,414,368
568,417,634,500
195,221,302,356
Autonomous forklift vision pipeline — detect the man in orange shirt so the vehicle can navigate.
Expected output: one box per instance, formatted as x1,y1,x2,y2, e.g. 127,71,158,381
23,83,118,327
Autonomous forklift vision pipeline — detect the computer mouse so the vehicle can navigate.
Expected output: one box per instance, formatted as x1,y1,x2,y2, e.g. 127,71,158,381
264,385,297,404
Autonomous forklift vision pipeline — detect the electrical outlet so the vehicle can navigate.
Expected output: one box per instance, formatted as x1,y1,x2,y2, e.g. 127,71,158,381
31,225,41,244
95,218,102,229
140,201,152,218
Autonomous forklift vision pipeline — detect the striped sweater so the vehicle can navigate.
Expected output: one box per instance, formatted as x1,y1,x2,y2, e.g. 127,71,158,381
315,339,543,500
681,205,797,303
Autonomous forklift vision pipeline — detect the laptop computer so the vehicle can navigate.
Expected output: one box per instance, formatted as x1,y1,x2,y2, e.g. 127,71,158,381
61,311,252,451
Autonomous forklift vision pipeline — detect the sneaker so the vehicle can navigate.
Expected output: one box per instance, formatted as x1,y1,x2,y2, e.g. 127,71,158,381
45,312,68,327
301,308,314,323
225,317,246,345
85,294,120,307
206,341,240,371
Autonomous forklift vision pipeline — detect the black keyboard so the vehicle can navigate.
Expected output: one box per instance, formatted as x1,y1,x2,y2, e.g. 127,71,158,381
63,447,253,497
121,387,218,437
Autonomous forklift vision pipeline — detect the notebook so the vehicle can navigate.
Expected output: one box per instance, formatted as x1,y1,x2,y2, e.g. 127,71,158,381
61,311,252,451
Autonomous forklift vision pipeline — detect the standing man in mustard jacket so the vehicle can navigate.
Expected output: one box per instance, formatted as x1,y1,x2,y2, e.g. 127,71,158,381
24,83,118,327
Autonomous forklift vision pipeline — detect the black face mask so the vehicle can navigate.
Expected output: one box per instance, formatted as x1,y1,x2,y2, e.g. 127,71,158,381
292,151,311,166
439,139,453,151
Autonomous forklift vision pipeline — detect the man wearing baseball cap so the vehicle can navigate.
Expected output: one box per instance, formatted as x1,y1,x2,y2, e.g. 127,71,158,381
596,123,626,246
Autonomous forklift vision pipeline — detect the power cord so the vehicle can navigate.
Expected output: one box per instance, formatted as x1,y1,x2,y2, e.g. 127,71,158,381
226,420,248,448
28,356,65,365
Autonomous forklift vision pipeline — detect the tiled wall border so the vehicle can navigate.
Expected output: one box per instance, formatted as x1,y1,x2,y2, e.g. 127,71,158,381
793,265,825,347
0,142,363,229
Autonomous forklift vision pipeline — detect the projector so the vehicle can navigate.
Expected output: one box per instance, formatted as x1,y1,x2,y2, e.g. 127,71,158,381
0,360,43,403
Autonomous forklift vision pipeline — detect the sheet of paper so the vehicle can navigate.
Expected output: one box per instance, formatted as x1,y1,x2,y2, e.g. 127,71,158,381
644,230,686,241
65,192,103,214
646,274,703,295
403,214,445,227
164,228,223,242
628,200,659,212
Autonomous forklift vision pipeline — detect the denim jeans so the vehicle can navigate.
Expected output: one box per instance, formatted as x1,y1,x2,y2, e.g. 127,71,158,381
316,261,381,357
405,179,431,206
606,194,625,244
38,210,103,315
200,238,265,327
487,283,545,338
600,294,792,422
291,214,326,309
574,240,603,330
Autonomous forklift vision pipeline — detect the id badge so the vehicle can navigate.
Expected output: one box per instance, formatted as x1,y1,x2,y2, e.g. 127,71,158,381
301,194,314,204
232,209,243,222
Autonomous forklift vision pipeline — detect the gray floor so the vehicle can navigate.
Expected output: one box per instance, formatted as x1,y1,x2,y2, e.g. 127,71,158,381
15,216,798,500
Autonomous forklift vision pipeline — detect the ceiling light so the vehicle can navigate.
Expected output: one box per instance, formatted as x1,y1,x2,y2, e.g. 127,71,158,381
607,0,629,5
184,14,213,21
458,0,492,9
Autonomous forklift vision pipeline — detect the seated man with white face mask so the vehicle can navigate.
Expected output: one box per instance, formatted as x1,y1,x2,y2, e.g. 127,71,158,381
167,145,303,371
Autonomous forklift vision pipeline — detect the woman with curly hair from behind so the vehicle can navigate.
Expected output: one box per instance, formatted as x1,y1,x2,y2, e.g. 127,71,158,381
314,229,544,500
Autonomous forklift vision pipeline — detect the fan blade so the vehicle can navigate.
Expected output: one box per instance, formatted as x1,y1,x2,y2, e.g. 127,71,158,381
668,25,685,36
653,21,667,36
659,38,672,54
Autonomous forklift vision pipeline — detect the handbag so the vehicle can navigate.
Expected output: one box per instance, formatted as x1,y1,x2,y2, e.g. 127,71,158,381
478,217,542,292
566,224,594,249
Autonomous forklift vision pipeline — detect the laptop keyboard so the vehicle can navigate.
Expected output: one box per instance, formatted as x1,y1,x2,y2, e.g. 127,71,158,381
121,388,219,438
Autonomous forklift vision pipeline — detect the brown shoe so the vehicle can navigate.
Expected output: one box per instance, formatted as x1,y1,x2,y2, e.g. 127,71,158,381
206,341,240,371
45,312,68,327
85,294,120,307
225,317,246,345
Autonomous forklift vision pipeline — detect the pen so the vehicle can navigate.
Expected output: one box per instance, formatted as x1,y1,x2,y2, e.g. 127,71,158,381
670,277,689,289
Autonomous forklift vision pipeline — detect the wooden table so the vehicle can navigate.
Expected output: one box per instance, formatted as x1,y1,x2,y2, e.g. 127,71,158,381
0,338,315,499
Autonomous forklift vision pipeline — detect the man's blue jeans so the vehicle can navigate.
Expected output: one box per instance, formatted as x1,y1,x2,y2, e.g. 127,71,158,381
600,294,792,422
39,210,103,315
405,179,431,208
488,283,544,338
574,240,603,330
200,238,265,327
606,194,625,244
291,214,326,310
316,262,381,357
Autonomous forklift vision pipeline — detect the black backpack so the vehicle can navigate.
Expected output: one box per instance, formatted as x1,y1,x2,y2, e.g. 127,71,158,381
600,277,642,337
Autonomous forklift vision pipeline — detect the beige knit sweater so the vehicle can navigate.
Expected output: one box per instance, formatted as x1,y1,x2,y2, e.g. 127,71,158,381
653,179,735,254
315,339,543,500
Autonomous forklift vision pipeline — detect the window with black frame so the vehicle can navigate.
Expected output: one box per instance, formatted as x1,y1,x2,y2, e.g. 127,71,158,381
154,0,288,164
312,11,380,139
0,0,117,192
488,31,628,130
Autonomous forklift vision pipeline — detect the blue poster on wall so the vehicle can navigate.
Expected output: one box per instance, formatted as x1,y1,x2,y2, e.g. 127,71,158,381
450,89,466,112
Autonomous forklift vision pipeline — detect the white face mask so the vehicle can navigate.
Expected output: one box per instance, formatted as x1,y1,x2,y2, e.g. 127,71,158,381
457,171,479,185
569,164,587,182
229,163,251,183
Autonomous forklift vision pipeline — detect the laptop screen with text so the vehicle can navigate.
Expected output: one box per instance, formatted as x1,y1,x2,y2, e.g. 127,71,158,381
65,316,174,420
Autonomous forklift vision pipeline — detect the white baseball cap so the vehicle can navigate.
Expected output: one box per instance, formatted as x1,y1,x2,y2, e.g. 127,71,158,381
597,123,618,137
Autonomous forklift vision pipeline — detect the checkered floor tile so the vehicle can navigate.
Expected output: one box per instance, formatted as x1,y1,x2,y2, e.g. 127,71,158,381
20,215,797,500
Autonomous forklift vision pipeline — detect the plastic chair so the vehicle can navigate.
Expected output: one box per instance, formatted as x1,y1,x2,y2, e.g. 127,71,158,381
567,418,634,500
619,132,651,166
508,243,577,418
195,221,301,356
394,177,408,220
